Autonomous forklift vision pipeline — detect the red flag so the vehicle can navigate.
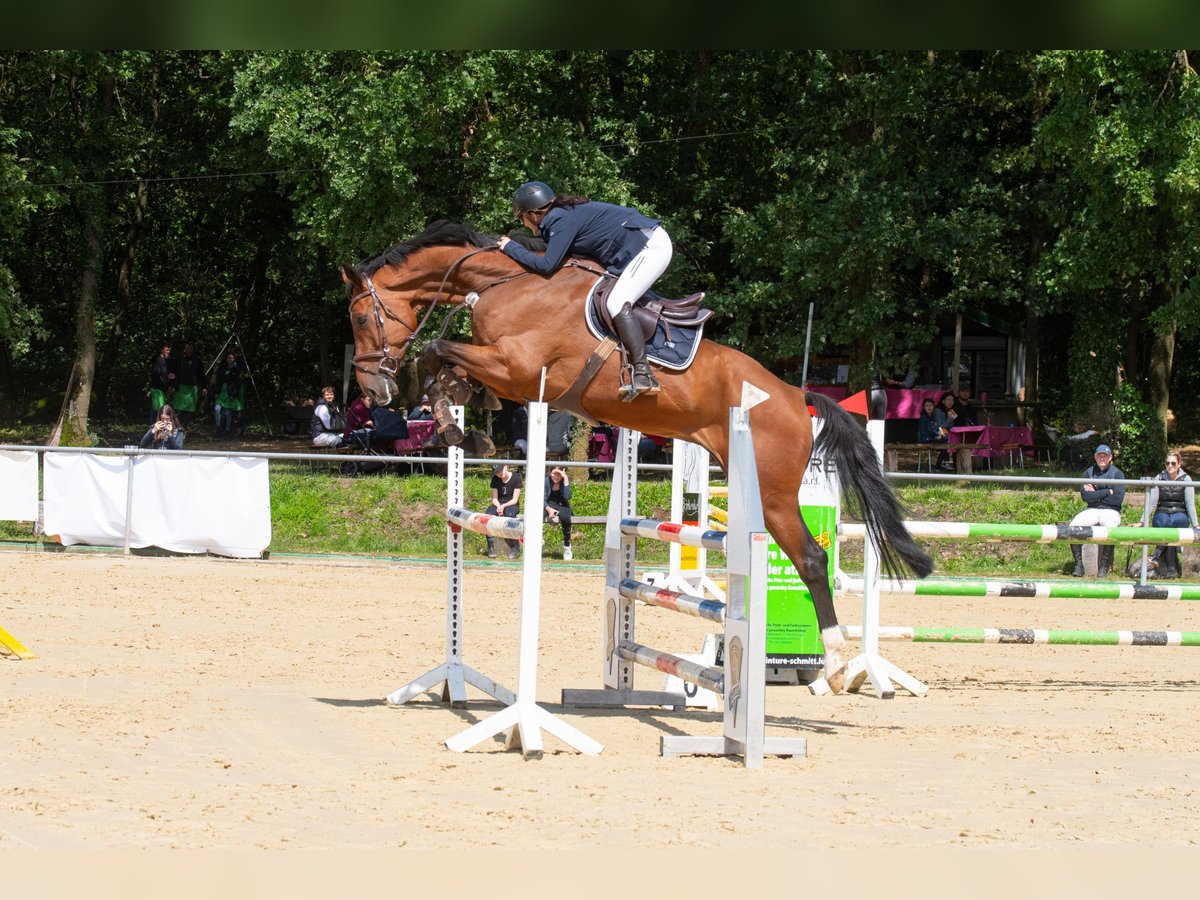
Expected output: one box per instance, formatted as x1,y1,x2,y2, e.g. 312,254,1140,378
839,389,870,418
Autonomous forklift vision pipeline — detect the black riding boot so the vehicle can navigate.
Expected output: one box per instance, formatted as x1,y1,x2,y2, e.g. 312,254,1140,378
1070,544,1084,577
486,537,497,559
1098,545,1113,578
612,306,660,402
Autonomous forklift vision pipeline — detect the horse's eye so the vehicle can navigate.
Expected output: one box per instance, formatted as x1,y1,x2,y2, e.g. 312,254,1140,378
355,315,369,328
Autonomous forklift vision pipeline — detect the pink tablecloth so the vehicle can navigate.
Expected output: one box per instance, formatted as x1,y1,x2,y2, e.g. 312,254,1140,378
393,419,436,453
949,425,1032,458
805,386,945,419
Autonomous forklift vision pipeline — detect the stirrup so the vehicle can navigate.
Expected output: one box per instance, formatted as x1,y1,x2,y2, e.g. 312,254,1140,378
618,366,660,403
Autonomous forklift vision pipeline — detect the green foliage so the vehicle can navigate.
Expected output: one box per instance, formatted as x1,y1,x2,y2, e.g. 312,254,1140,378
1113,382,1167,477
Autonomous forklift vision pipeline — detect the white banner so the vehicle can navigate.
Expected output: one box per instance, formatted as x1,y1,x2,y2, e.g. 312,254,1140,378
43,454,271,558
0,450,40,522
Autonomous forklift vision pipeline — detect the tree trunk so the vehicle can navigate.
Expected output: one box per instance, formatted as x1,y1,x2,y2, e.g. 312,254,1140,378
1022,309,1040,431
93,178,150,418
1147,283,1177,444
56,208,103,445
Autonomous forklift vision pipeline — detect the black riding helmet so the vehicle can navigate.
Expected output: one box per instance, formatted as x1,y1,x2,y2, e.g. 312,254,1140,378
512,180,555,218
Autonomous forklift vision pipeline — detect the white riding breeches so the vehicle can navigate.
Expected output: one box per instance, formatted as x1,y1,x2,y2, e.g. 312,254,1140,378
605,226,673,318
1070,507,1121,528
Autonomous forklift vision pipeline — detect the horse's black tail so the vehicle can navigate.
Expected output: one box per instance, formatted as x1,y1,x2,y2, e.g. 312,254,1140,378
808,391,933,581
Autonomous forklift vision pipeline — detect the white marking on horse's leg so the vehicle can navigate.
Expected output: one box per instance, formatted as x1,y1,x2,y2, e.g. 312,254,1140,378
821,627,847,695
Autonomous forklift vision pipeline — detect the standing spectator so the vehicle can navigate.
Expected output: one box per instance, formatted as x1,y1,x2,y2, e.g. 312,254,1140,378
510,403,529,457
212,351,244,436
955,386,978,427
1068,444,1125,578
172,342,206,426
149,342,174,415
409,394,434,420
1146,450,1197,579
544,465,574,560
139,403,185,450
310,386,346,448
485,463,523,559
546,409,575,458
932,392,959,470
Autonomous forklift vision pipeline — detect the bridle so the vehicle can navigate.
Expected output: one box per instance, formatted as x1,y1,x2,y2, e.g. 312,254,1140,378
347,245,534,383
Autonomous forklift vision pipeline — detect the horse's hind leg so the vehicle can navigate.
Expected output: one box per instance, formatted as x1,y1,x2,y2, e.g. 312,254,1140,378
761,493,848,694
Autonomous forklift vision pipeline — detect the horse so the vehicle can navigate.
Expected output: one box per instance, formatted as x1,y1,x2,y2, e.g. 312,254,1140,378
342,220,932,692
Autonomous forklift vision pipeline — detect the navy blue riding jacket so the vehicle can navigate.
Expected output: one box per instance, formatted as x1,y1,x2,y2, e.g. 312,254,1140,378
501,200,660,276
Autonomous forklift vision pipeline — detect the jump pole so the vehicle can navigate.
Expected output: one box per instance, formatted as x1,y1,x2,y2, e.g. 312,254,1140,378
839,522,1200,545
386,405,515,710
837,624,1200,646
810,383,927,700
444,400,602,758
839,576,1200,601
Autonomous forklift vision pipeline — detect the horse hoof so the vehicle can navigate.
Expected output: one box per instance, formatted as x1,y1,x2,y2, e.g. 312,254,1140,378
470,385,503,411
825,664,847,695
438,424,465,446
437,368,473,405
460,429,496,458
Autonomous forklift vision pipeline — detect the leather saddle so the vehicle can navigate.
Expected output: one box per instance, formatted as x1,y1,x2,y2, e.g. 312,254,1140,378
591,274,713,341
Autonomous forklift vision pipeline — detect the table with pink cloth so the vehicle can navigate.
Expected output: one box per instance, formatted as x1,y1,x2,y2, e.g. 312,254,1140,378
949,424,1032,459
804,385,945,419
392,419,436,453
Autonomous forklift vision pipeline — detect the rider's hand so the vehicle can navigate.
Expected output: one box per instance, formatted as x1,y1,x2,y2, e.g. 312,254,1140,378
497,236,510,250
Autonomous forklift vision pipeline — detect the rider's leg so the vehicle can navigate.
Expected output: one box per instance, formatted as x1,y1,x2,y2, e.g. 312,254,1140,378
606,227,672,400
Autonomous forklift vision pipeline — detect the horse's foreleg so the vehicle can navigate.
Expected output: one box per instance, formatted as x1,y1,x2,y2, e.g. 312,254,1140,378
762,494,848,694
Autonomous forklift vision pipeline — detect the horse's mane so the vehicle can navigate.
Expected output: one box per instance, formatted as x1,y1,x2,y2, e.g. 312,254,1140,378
359,220,546,276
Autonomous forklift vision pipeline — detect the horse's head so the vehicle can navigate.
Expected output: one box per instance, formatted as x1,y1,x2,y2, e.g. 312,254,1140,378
341,262,420,407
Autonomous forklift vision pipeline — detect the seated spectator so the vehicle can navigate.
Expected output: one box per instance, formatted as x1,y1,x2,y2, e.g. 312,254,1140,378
932,392,959,470
511,403,529,457
140,403,185,450
1068,444,1125,578
409,394,434,420
638,433,669,464
310,386,346,448
342,392,376,446
1146,450,1197,579
485,463,522,560
544,465,574,560
916,398,943,444
955,386,978,426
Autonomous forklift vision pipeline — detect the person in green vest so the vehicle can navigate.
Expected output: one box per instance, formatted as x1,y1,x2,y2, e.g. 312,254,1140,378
149,342,174,415
171,342,206,426
213,350,245,437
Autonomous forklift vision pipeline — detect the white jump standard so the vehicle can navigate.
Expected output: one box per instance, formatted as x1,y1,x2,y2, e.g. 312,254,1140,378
563,400,807,767
386,406,514,710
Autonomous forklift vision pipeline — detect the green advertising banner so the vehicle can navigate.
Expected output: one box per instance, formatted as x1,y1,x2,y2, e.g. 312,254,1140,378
766,421,836,667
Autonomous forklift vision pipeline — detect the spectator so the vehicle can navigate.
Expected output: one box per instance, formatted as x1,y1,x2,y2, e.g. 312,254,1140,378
544,465,574,560
149,342,174,415
916,397,943,444
486,463,523,560
172,342,206,426
212,351,244,436
342,392,376,445
139,403,185,451
511,403,529,457
310,386,346,448
1069,444,1125,578
932,392,959,470
884,367,917,389
955,386,978,427
409,394,434,420
638,433,669,464
547,409,575,458
1146,450,1197,579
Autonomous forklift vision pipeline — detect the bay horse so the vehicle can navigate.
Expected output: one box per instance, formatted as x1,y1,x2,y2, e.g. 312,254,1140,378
342,220,932,692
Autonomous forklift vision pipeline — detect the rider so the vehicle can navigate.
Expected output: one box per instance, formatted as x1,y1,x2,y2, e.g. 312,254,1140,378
496,181,672,401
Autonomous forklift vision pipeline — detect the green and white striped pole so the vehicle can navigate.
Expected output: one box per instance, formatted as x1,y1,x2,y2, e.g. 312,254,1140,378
839,522,1200,545
839,624,1200,647
840,576,1200,601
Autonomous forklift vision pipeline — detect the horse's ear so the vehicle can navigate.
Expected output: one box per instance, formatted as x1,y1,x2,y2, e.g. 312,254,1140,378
340,264,360,286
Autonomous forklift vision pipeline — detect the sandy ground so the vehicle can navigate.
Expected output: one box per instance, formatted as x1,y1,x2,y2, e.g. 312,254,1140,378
1,549,1198,852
